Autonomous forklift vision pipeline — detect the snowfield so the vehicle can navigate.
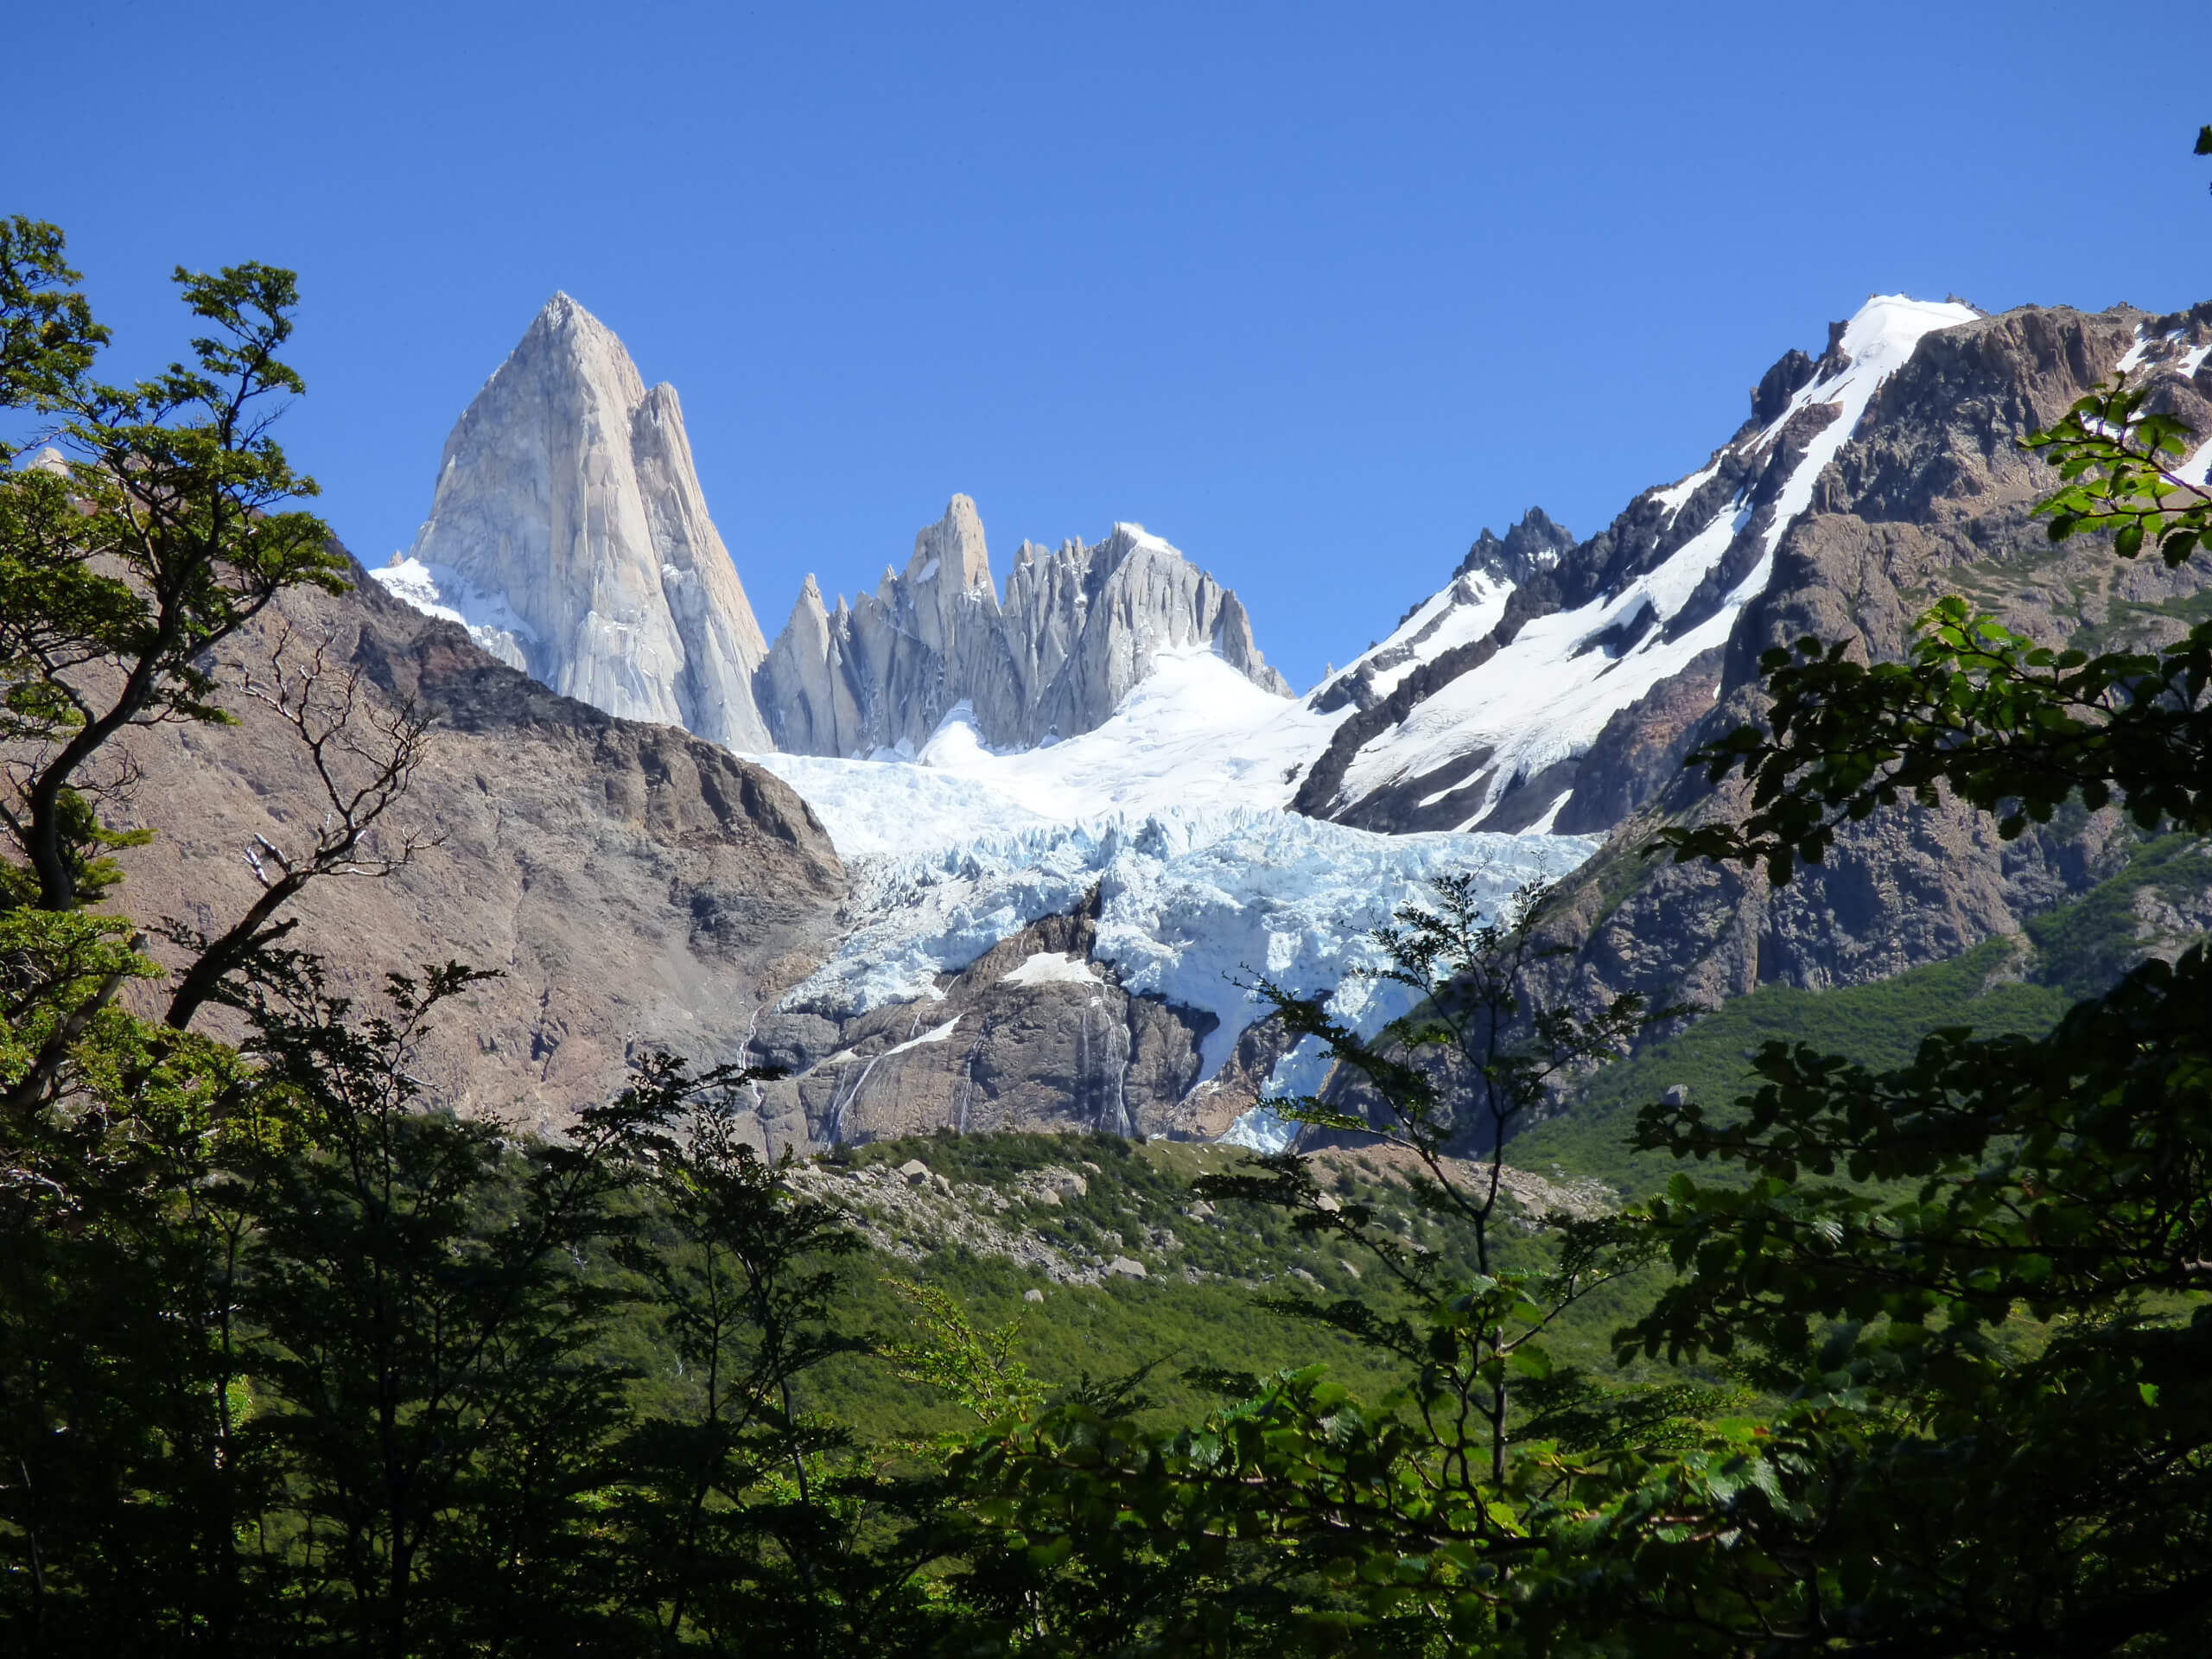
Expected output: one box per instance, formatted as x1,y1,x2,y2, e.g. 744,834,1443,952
747,645,1344,849
371,556,537,671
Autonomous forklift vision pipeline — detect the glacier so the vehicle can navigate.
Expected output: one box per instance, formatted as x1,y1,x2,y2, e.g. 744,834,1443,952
750,747,1594,1142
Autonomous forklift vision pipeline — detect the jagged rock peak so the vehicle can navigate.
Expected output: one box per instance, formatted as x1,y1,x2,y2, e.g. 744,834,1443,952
907,493,994,592
1455,506,1576,585
394,293,774,750
756,501,1292,758
1751,348,1819,424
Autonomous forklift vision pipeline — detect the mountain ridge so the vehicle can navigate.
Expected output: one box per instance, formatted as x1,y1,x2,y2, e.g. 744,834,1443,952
338,286,2212,1154
378,296,1295,765
757,499,1294,758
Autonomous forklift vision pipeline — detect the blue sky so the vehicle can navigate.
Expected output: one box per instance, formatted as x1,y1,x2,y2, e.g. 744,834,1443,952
18,2,2210,690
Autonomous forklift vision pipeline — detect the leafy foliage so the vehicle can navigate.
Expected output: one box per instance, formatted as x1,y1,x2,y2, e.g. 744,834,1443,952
1662,353,2212,886
1566,124,2212,1656
0,219,346,912
1664,597,2212,882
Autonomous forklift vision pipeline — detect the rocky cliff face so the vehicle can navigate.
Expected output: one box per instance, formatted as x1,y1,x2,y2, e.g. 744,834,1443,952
387,293,776,750
757,499,1293,756
114,558,842,1137
750,903,1231,1147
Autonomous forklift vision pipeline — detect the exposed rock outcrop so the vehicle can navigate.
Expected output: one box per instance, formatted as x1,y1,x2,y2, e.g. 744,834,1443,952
749,899,1236,1147
397,293,776,749
758,500,1293,756
1456,506,1577,587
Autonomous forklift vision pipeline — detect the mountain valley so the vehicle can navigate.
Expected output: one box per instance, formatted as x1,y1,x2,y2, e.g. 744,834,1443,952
117,284,2212,1158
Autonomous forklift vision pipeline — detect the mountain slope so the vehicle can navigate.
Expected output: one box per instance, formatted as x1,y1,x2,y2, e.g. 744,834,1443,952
113,557,845,1135
1294,297,1983,836
1527,297,2212,1031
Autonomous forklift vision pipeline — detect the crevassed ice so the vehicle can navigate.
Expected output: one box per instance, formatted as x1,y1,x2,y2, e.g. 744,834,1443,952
770,792,1594,1086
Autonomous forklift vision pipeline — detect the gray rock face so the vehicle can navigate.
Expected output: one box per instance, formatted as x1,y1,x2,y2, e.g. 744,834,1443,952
995,522,1292,747
750,901,1247,1147
758,499,1292,756
404,293,775,749
1455,506,1577,586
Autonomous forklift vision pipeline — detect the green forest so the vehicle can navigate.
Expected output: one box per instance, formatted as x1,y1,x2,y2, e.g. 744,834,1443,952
6,124,2212,1656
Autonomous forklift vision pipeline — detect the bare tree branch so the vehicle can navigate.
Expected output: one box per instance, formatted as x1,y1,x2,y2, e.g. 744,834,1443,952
162,621,438,1029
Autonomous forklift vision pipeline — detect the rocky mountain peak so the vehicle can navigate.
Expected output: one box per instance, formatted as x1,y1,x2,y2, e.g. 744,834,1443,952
1454,506,1576,586
757,503,1291,757
906,493,994,594
785,574,831,633
386,294,774,750
1751,348,1819,424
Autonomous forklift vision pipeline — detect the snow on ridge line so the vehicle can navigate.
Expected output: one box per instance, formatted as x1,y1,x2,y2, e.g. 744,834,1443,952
371,556,537,671
1319,569,1515,705
1336,294,1980,821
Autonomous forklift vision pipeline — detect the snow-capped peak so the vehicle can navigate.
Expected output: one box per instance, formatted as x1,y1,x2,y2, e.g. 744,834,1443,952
1313,295,1980,836
1759,295,1980,446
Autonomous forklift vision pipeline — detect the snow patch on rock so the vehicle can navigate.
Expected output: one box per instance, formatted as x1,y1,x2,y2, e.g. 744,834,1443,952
885,1017,961,1055
372,556,537,670
1001,953,1104,989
